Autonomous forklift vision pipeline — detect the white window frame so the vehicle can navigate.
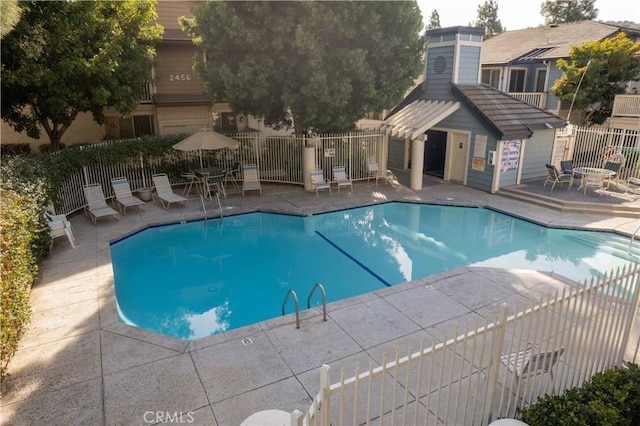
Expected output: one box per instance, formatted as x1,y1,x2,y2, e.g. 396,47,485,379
481,68,501,89
508,68,527,93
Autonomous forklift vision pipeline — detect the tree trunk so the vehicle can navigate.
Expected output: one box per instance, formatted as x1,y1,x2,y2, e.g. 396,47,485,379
291,111,305,136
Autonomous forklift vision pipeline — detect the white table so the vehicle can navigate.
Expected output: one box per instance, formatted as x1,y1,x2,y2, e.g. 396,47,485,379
573,167,616,191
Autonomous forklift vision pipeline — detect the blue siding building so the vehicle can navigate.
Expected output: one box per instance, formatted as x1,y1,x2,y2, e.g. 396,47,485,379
383,26,566,193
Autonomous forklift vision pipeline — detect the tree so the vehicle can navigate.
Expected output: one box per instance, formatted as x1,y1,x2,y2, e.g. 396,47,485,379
473,0,504,38
551,33,640,125
180,1,424,134
428,10,441,29
0,0,21,38
1,1,162,151
540,0,598,25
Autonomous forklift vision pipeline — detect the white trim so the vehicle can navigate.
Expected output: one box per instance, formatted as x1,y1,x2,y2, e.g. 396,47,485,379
535,68,547,93
382,100,460,141
508,67,528,93
491,140,503,193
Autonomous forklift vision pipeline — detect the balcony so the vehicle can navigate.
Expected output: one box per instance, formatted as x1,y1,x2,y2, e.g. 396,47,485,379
135,81,155,104
508,92,547,109
612,94,640,118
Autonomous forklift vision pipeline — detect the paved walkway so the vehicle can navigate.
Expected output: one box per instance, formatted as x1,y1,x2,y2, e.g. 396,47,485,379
2,172,638,425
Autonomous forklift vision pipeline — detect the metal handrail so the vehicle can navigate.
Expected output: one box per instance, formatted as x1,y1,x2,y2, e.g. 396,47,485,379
214,191,223,219
282,289,300,329
199,194,207,221
307,282,327,322
630,224,640,255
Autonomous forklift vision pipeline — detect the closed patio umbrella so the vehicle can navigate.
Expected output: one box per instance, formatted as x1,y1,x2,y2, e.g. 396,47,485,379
172,128,240,168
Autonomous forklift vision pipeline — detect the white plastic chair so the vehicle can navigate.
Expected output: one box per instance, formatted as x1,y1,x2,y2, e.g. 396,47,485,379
83,183,120,225
310,170,331,196
44,211,75,248
501,346,564,387
242,164,262,196
152,174,189,209
111,177,145,214
366,159,387,185
332,166,353,193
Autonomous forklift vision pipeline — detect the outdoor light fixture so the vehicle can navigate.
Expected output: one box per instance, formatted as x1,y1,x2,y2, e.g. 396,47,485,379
566,59,592,121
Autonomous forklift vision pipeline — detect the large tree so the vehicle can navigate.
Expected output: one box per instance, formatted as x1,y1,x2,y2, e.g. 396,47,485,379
181,1,424,134
552,33,640,125
0,0,21,38
1,1,162,151
428,10,441,30
473,0,504,38
540,0,598,25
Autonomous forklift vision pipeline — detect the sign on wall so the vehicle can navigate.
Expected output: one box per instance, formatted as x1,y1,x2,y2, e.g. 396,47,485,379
472,134,488,171
501,140,521,172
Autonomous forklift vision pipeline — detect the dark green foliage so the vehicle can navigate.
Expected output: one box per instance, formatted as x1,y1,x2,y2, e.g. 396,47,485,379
519,363,640,425
473,0,505,38
181,1,424,134
540,0,598,25
0,143,31,156
1,0,162,151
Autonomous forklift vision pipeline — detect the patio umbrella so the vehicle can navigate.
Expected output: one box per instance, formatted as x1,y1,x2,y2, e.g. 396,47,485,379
172,128,240,168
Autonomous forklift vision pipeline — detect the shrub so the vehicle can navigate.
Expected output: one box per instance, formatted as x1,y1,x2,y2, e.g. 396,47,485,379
519,363,640,425
0,143,31,156
0,191,39,379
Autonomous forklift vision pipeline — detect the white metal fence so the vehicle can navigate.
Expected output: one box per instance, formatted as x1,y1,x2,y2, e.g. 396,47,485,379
292,264,640,426
563,125,640,180
54,131,384,215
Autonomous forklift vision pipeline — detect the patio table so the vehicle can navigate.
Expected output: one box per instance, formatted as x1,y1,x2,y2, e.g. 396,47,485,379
195,167,225,199
573,167,616,191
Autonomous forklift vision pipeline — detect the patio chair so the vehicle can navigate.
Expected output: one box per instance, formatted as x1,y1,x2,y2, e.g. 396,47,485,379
152,173,189,209
603,154,624,189
624,176,640,198
332,166,353,193
83,183,120,225
111,177,145,215
501,346,565,387
241,164,262,196
310,169,332,196
44,211,75,248
582,172,605,196
543,164,572,190
366,159,387,185
560,160,584,184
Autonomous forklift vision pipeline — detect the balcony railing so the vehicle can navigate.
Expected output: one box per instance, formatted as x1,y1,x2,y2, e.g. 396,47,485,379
508,92,547,109
134,81,154,103
612,94,640,118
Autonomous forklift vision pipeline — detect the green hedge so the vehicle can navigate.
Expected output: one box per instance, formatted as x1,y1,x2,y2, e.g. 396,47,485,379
519,363,640,425
0,135,187,378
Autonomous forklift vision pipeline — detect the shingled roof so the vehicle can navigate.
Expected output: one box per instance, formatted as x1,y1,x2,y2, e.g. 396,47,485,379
451,84,566,140
481,21,621,65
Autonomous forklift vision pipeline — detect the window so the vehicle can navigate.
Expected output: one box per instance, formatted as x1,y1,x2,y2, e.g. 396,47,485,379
535,69,547,93
481,69,501,89
509,69,526,93
118,115,154,138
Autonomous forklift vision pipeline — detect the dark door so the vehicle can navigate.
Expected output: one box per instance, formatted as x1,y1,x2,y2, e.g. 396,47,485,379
424,130,447,177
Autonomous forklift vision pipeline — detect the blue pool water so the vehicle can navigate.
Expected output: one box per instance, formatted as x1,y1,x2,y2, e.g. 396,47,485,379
110,202,637,340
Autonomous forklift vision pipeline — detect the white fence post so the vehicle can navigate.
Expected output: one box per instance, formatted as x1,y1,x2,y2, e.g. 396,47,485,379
482,304,509,425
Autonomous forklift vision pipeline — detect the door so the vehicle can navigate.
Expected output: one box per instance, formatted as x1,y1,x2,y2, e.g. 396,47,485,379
449,132,468,183
424,130,447,177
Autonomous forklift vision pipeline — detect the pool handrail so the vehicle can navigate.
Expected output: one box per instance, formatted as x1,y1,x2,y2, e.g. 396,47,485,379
307,283,327,322
282,289,300,329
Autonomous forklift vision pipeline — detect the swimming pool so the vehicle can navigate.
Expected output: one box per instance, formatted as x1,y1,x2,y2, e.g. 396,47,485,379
110,202,637,340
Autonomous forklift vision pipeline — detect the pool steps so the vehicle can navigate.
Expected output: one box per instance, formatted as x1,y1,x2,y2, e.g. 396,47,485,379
282,283,328,329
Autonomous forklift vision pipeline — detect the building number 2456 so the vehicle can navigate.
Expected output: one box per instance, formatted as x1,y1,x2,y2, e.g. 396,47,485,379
169,74,191,82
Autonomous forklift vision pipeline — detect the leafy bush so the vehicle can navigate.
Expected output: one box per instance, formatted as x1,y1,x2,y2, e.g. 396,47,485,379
0,143,31,156
519,363,640,425
0,190,40,379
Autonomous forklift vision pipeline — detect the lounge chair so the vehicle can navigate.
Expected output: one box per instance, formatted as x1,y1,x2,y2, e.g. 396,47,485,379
83,183,120,225
310,169,332,196
44,211,75,248
543,164,572,190
502,346,565,387
332,166,353,193
241,164,262,196
625,176,640,198
111,177,145,214
152,173,189,209
366,159,387,185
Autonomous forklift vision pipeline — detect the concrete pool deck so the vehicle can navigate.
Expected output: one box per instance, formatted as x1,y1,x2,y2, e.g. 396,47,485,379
2,171,639,425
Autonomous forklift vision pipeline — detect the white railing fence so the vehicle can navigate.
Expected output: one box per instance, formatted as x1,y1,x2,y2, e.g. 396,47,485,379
509,92,548,109
292,264,640,426
562,125,640,180
54,131,384,215
612,94,640,118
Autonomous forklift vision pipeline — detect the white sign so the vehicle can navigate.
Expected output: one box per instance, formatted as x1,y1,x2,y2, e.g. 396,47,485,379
474,135,487,158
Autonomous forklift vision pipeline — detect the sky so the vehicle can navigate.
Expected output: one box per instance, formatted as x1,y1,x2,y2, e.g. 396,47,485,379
416,0,639,31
